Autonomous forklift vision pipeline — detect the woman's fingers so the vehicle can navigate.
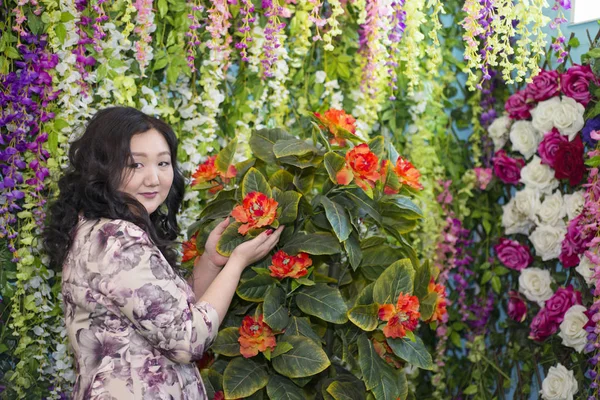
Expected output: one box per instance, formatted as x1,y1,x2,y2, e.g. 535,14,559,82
214,217,230,233
261,226,284,250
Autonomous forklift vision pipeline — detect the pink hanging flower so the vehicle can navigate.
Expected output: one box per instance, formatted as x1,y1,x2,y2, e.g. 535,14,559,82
474,167,492,190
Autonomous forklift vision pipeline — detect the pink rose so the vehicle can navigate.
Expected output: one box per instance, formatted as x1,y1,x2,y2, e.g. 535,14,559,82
529,308,558,341
505,91,533,120
507,291,528,323
524,69,561,102
538,128,568,168
559,217,591,268
474,167,493,190
544,285,582,324
492,150,525,185
494,238,533,271
561,64,598,106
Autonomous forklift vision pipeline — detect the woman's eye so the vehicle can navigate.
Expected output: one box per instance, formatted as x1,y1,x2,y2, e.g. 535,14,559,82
159,161,171,167
129,162,143,169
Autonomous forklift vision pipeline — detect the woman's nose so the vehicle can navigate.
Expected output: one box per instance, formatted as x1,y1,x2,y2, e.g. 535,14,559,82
144,167,160,186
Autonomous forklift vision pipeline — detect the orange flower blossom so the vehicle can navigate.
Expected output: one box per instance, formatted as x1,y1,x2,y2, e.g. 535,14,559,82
336,144,381,191
191,155,237,193
238,315,277,358
231,192,279,235
269,250,312,279
181,234,198,263
426,279,448,323
393,156,423,191
314,108,357,146
378,292,420,339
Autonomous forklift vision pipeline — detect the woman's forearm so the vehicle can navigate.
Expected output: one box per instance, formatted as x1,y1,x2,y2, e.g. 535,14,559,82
190,254,222,299
198,257,245,325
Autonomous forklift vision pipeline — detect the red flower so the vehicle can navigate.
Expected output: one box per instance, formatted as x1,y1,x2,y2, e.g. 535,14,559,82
213,392,225,400
378,293,420,339
392,156,423,191
191,155,237,193
492,150,525,185
238,315,277,358
426,279,448,323
269,250,312,279
314,109,357,146
231,192,279,235
182,234,198,263
336,144,381,191
554,136,585,186
507,291,527,323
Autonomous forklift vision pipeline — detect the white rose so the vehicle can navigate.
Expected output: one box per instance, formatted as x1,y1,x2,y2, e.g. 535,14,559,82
509,120,542,159
514,188,541,221
553,97,585,141
540,363,578,400
529,223,567,261
558,305,589,353
536,191,566,226
563,191,585,221
502,197,534,235
575,254,595,286
532,97,560,133
520,156,559,194
518,267,554,305
489,115,512,151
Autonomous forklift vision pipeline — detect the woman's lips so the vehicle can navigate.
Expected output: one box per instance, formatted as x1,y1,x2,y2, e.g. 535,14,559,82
140,192,158,199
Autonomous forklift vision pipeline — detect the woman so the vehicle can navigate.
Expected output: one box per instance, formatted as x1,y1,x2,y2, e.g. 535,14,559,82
43,107,284,399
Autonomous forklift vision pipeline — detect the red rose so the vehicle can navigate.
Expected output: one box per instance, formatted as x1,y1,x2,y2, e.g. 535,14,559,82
553,136,585,186
561,64,598,106
492,150,525,185
529,308,558,342
505,91,532,120
494,238,533,271
524,69,561,102
537,128,568,168
507,291,527,323
544,285,582,324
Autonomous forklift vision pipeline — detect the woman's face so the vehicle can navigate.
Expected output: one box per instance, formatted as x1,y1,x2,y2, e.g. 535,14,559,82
119,128,174,214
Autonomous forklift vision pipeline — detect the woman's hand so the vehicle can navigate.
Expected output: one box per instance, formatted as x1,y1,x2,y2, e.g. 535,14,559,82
229,226,285,268
202,217,231,268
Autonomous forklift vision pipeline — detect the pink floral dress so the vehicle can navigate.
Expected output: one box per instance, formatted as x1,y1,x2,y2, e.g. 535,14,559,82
62,217,219,399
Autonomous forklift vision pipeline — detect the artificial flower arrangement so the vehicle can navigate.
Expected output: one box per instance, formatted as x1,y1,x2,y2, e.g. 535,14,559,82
489,63,600,399
183,109,448,399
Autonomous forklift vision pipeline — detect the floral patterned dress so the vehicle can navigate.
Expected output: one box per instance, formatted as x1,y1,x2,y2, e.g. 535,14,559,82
62,217,219,399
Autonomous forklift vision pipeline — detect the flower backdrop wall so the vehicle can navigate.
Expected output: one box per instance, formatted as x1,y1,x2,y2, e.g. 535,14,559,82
0,0,595,398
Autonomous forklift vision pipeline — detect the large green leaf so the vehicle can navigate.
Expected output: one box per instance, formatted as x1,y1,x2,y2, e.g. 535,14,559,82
296,284,348,324
263,286,289,331
419,292,438,321
347,303,378,331
275,190,302,224
293,170,315,195
200,369,223,398
381,196,423,220
223,357,269,398
271,335,330,378
355,282,375,306
387,336,433,370
382,216,419,234
250,128,294,163
373,259,415,304
321,197,352,241
344,233,362,271
282,232,341,255
413,260,431,300
357,334,399,397
345,190,381,223
216,138,238,174
216,222,246,256
242,168,272,198
212,327,241,357
367,136,385,159
283,317,322,344
371,370,407,400
273,139,319,158
266,375,305,400
326,381,366,400
236,275,278,302
324,151,346,184
269,169,295,190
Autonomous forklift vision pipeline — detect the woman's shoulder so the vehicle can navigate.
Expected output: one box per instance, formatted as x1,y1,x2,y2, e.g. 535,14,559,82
78,216,150,244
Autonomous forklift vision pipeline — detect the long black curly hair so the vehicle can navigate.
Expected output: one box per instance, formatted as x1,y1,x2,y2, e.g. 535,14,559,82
43,106,185,271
